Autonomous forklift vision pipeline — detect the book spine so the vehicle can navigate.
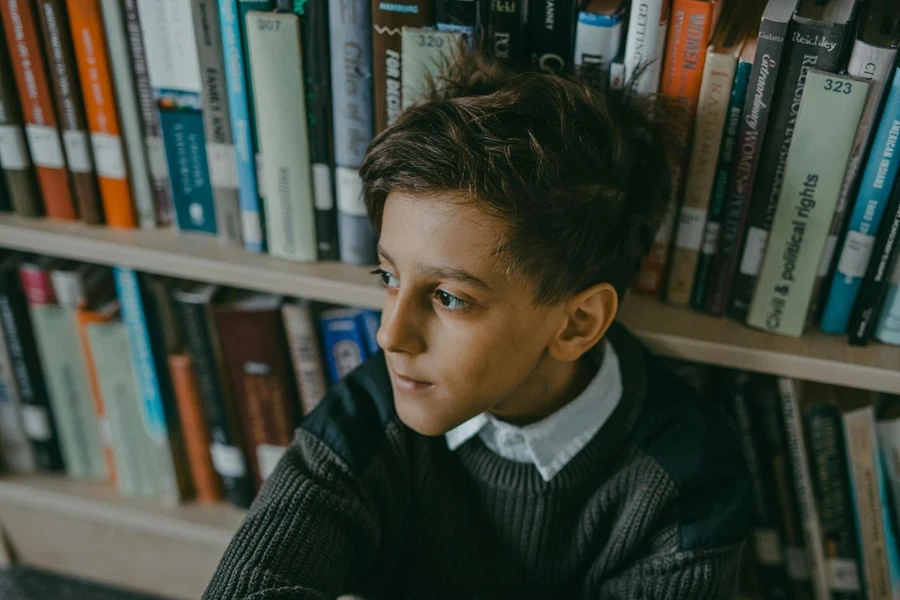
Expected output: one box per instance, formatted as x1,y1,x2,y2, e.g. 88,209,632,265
622,0,668,94
237,0,272,205
217,0,263,250
821,69,900,334
329,1,377,265
747,72,869,338
573,9,625,89
0,316,36,473
875,231,900,344
18,263,56,306
0,24,41,217
281,302,328,417
298,0,337,260
487,0,527,64
318,310,369,383
667,50,738,306
65,0,138,229
357,309,381,357
35,0,100,224
246,11,317,262
401,28,465,109
173,293,254,508
168,353,221,503
0,270,63,471
30,305,106,480
192,0,242,246
527,0,578,74
848,173,900,346
691,61,751,309
0,0,76,219
113,267,180,504
732,372,791,599
812,42,900,321
704,14,791,315
877,415,900,557
75,308,117,488
98,0,157,229
843,407,893,599
635,0,713,295
730,18,855,320
371,0,435,133
804,402,862,597
777,378,829,599
137,0,218,235
121,0,174,227
212,304,298,486
436,0,478,37
85,321,142,498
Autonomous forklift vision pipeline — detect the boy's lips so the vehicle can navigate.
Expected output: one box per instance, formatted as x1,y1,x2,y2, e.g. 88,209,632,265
388,366,434,393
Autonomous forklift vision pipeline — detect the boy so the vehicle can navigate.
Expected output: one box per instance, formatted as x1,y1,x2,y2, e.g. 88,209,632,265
204,56,752,599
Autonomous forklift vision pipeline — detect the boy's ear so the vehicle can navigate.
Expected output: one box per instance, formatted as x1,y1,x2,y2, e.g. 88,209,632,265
547,283,618,363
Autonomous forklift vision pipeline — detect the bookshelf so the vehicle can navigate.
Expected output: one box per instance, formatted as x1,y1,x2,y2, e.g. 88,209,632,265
1,213,899,394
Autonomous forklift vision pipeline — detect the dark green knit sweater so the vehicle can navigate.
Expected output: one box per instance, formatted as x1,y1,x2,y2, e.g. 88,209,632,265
203,323,752,599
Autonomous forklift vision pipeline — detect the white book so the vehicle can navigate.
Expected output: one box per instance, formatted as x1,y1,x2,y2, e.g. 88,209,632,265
0,317,36,473
30,305,106,480
246,12,317,262
135,0,203,93
623,0,668,94
401,28,464,110
100,0,156,228
573,2,627,86
87,320,156,498
282,300,328,417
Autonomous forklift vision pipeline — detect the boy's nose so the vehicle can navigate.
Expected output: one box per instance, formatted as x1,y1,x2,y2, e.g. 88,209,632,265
376,293,425,356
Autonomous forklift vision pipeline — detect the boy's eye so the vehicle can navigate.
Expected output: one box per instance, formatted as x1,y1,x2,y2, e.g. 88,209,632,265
435,290,471,312
371,268,399,289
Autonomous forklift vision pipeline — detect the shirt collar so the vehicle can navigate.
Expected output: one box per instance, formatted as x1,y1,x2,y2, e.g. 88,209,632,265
445,340,623,481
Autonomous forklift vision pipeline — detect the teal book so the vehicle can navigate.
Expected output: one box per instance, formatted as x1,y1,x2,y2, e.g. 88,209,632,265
747,71,869,337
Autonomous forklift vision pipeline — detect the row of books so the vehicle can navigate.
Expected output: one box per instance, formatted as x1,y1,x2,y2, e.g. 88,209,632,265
2,0,900,345
594,0,900,346
0,252,381,509
681,366,900,600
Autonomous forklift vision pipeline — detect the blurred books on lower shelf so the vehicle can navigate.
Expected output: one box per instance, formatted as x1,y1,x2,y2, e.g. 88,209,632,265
0,251,380,510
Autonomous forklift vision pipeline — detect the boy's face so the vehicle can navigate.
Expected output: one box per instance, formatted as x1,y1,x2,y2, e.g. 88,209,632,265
375,191,568,436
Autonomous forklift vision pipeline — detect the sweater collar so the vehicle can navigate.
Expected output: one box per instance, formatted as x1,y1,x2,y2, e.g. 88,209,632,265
451,321,649,491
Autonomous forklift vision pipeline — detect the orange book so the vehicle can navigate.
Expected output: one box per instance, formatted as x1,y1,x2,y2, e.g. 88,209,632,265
0,0,77,220
169,353,222,503
634,0,715,295
75,304,118,488
65,0,137,228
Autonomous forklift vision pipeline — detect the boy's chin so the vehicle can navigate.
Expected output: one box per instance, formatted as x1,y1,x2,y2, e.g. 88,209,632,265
395,399,460,437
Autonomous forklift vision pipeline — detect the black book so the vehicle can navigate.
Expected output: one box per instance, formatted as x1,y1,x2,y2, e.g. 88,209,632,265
0,257,64,472
173,282,255,509
436,0,482,35
804,391,863,600
727,0,858,321
730,372,792,600
848,172,900,345
527,0,578,73
488,0,528,64
297,0,339,261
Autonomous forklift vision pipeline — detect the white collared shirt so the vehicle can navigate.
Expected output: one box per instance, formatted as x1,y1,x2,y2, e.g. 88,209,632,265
445,340,623,482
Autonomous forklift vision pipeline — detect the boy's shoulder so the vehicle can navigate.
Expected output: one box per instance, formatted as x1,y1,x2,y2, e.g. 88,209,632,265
300,351,398,476
626,353,753,551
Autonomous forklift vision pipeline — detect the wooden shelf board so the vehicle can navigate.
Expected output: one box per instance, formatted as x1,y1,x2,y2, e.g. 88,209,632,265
1,214,898,393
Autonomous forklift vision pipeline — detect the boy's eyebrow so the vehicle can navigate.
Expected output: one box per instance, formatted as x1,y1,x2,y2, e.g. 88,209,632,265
378,245,493,291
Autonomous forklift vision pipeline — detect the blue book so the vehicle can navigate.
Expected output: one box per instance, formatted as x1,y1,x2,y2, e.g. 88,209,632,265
113,267,179,504
821,67,900,334
218,0,264,252
157,91,218,234
328,1,377,265
318,308,369,383
356,309,381,357
136,1,218,236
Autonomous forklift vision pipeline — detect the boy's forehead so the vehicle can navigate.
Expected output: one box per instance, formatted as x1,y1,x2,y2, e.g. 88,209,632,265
380,190,510,278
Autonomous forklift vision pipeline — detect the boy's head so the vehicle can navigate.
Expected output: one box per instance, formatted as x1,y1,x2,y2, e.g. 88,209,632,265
360,55,670,436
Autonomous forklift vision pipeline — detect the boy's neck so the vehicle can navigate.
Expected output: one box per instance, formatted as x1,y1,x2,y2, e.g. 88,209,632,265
488,346,602,427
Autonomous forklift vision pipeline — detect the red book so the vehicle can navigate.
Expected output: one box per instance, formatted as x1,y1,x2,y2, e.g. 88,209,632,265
18,258,58,306
0,0,77,220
